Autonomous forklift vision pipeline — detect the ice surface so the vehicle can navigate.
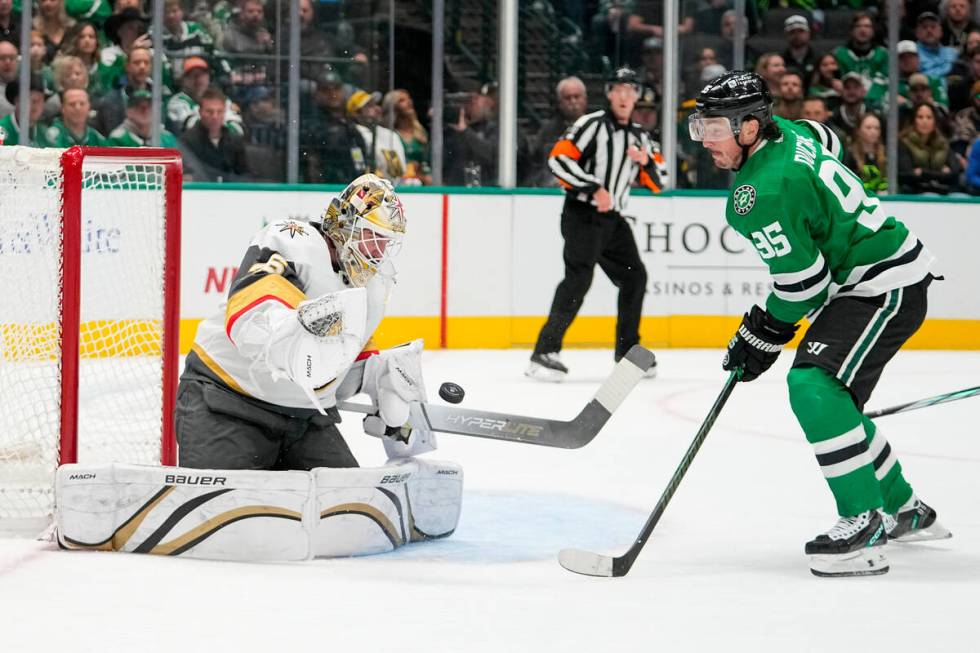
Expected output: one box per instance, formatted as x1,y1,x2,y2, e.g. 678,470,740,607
2,349,978,652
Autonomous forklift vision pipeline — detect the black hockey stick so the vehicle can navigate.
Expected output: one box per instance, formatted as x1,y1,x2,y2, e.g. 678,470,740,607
864,385,980,419
558,371,739,577
337,345,656,449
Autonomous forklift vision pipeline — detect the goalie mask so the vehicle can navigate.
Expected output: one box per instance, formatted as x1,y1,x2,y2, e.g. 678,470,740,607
322,174,406,287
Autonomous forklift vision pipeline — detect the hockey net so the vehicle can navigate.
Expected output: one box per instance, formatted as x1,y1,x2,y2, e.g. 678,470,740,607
0,146,181,534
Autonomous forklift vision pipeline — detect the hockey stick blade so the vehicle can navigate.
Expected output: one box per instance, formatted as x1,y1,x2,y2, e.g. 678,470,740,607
864,385,980,419
558,548,616,577
559,372,739,577
338,345,655,448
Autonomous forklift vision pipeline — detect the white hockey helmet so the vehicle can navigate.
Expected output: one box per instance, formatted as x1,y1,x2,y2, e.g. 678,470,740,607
322,174,406,286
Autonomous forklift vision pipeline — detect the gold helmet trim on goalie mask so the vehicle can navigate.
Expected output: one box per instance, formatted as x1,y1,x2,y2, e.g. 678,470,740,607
322,174,406,286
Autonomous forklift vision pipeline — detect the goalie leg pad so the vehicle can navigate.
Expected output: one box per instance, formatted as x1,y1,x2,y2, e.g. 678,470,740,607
56,461,464,561
56,464,313,561
311,458,463,556
404,458,463,542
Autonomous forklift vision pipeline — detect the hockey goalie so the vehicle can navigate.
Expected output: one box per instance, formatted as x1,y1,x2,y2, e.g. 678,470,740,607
55,174,463,561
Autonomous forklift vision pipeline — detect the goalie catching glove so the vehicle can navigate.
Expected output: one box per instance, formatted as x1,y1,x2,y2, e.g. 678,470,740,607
361,339,435,457
264,287,368,409
722,305,798,382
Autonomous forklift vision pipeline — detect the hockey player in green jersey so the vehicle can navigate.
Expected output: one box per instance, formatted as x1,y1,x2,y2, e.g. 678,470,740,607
689,71,950,577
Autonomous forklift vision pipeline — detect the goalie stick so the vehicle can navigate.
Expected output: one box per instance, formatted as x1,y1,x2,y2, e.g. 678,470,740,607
558,371,739,577
337,345,656,449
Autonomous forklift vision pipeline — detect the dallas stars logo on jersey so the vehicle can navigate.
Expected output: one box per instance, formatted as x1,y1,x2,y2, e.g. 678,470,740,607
733,185,756,215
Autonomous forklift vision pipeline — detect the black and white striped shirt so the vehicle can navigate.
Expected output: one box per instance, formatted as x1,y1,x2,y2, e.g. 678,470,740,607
548,109,666,213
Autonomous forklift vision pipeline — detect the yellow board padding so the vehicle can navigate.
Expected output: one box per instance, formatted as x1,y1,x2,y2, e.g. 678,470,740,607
2,320,163,360
178,315,980,353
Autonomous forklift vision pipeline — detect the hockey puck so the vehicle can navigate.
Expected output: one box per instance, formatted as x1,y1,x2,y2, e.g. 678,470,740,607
438,382,465,404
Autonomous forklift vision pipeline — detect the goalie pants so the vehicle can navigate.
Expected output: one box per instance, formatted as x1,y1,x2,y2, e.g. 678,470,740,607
787,275,932,517
533,198,647,360
175,360,358,471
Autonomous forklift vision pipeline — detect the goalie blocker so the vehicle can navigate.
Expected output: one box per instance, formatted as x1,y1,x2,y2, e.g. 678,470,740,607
55,459,462,561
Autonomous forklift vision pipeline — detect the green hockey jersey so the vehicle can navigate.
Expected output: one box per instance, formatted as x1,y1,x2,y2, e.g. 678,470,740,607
106,122,178,148
37,118,107,147
0,114,38,146
832,44,889,108
725,116,935,324
166,91,244,135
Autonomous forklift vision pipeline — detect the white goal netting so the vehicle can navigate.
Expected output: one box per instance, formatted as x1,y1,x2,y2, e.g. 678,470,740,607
0,146,175,531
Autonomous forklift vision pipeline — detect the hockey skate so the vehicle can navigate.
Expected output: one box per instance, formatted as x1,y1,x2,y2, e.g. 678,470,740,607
525,352,568,382
882,496,952,543
805,510,889,577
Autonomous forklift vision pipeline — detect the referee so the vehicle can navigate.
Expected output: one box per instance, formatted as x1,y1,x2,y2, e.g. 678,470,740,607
527,67,666,382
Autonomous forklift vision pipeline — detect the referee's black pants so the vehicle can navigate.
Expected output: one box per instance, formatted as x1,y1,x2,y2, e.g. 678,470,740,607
534,198,647,360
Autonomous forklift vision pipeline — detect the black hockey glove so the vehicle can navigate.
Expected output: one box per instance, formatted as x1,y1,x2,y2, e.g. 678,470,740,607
723,305,798,382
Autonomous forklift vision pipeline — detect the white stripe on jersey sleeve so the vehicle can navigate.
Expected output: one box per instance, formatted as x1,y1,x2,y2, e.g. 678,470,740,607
832,232,919,291
798,119,842,160
549,155,597,188
771,253,828,286
772,274,830,303
571,111,604,151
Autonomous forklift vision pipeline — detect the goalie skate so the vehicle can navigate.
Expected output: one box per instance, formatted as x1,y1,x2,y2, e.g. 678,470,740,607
525,352,568,382
805,510,889,578
883,497,952,543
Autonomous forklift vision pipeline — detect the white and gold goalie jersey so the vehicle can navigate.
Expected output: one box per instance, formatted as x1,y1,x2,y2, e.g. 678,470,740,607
186,218,391,409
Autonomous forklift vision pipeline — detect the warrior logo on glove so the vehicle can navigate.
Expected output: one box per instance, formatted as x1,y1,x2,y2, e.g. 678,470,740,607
722,305,798,382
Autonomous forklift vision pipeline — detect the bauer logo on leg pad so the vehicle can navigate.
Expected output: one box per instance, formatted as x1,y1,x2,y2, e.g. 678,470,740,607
163,474,228,486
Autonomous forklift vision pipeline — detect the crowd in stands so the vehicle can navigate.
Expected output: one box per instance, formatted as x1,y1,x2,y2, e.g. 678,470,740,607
2,0,980,194
0,0,429,185
531,0,980,194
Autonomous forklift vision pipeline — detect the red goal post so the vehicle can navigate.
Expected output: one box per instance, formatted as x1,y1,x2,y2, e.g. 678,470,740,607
0,145,182,531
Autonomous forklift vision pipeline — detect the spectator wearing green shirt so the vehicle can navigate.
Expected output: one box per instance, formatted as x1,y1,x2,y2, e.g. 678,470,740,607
0,74,45,145
159,0,219,84
0,40,17,117
105,89,177,147
833,12,888,110
100,7,149,88
60,21,114,101
38,87,105,147
166,55,242,136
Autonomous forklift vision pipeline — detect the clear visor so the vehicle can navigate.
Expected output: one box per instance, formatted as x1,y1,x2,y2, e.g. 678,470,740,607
688,115,735,142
